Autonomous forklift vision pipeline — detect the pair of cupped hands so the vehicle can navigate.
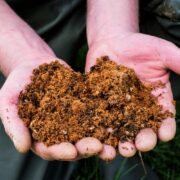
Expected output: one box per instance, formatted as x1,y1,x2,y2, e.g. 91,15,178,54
0,33,179,161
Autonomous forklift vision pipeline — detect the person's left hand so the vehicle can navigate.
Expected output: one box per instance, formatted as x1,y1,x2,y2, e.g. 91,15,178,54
85,33,180,160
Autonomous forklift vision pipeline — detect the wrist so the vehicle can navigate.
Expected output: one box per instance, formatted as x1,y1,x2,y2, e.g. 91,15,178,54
87,0,139,47
88,32,134,50
1,52,57,77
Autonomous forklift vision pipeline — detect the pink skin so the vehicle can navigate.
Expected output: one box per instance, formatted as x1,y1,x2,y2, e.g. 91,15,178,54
75,137,103,156
99,145,116,161
32,142,78,161
0,1,102,160
119,142,137,158
87,0,179,159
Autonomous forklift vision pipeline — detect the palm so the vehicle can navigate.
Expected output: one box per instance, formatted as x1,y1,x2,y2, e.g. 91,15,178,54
0,59,103,160
86,33,180,158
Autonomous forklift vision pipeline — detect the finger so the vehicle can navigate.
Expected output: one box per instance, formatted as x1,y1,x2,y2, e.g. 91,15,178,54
31,143,53,160
158,117,176,142
98,144,116,161
135,128,157,152
118,141,136,157
151,82,176,141
75,137,103,156
32,142,77,161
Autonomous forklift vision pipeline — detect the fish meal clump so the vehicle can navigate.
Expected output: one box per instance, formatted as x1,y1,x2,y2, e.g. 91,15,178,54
18,56,173,148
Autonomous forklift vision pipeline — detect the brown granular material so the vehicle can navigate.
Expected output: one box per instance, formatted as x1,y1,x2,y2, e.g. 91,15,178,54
18,56,173,148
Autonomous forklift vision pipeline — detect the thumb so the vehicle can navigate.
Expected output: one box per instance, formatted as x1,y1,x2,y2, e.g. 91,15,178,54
0,75,31,153
160,40,180,74
85,43,118,73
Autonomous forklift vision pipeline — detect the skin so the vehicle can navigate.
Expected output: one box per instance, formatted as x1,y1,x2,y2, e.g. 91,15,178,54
86,0,180,160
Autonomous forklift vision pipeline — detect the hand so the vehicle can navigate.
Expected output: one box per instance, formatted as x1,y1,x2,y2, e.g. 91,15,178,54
86,33,180,160
0,58,103,160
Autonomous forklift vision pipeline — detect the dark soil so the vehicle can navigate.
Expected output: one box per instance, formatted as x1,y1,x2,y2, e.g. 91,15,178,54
17,56,173,148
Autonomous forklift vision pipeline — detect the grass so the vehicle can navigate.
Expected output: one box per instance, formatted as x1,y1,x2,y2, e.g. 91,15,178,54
74,45,180,180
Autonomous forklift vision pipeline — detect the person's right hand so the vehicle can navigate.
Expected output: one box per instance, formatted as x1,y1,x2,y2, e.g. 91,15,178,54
85,33,180,160
0,57,103,161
